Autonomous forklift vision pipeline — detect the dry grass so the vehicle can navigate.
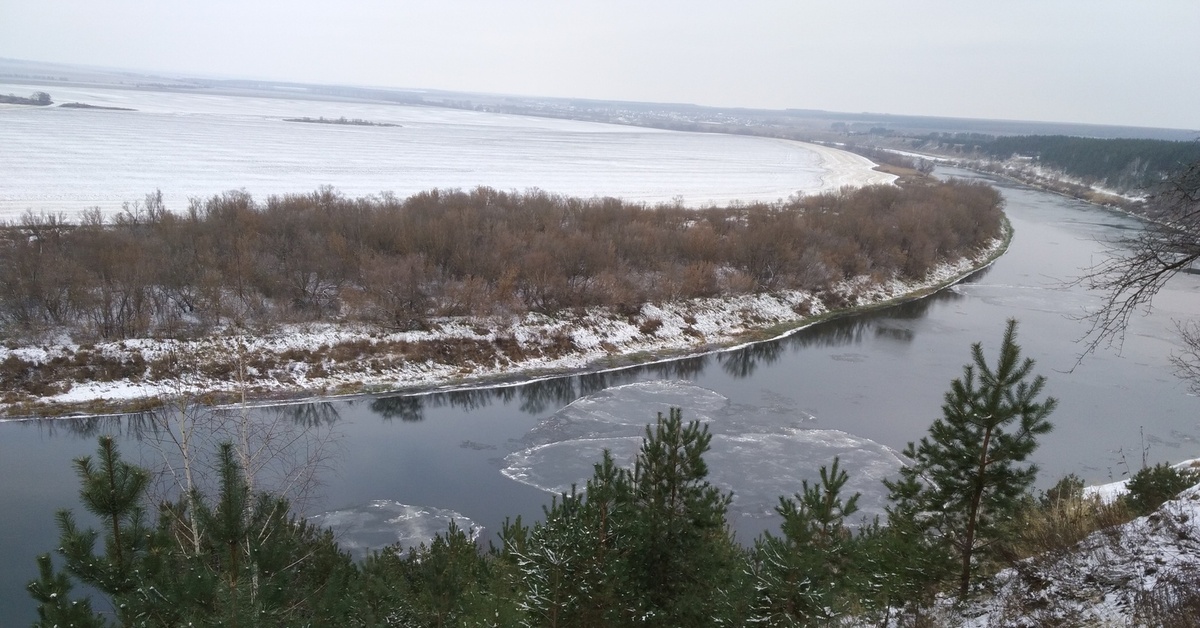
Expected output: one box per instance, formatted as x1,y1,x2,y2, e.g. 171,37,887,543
1004,494,1132,563
1132,567,1200,627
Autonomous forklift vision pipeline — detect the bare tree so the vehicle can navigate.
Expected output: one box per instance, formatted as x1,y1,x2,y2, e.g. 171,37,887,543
141,340,341,555
1081,161,1200,383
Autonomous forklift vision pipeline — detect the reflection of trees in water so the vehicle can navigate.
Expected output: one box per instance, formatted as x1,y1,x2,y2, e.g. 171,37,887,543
272,402,341,428
371,395,425,422
40,402,344,438
357,282,972,421
719,341,784,378
875,326,915,342
649,355,710,380
443,387,517,412
361,355,719,422
518,377,583,415
30,399,340,514
33,412,155,440
774,287,960,353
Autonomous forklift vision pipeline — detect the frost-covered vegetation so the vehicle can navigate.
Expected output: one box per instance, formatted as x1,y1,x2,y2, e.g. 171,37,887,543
0,181,1004,415
1,182,1001,338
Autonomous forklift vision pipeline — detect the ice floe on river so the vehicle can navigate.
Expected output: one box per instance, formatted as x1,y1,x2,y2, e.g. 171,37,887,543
308,500,479,561
503,380,906,524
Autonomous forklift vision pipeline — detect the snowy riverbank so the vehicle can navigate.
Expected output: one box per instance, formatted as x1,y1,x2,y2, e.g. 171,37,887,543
947,463,1200,627
1,235,1007,419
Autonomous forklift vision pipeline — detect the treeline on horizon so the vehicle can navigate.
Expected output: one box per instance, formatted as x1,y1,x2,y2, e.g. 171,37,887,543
948,134,1200,191
0,181,1002,342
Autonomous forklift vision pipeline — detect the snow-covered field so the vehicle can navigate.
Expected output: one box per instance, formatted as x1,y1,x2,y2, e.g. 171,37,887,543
0,82,893,219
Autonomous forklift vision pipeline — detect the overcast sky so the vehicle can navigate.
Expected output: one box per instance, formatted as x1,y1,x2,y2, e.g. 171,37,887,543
2,1,1198,130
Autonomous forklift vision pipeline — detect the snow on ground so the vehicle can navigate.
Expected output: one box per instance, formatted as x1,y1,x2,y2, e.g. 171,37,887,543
0,237,1004,418
950,481,1200,627
1083,458,1200,504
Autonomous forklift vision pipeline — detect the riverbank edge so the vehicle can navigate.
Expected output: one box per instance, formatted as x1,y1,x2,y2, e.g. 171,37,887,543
2,220,1012,421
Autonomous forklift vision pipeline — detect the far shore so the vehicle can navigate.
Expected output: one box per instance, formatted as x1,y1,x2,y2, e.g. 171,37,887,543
1,225,1010,420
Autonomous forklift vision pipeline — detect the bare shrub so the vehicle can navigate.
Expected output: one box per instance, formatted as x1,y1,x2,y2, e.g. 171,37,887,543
1133,567,1200,627
639,318,664,336
0,182,1002,343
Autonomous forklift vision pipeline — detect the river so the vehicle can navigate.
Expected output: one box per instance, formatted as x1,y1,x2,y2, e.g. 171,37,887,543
2,167,1198,622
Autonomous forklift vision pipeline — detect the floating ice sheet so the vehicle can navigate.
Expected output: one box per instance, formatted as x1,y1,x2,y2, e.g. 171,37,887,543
309,500,479,561
503,380,904,526
948,283,1101,314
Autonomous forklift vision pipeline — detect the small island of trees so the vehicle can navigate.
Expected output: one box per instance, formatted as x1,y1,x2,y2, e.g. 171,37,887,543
58,102,136,111
283,115,401,127
0,90,52,106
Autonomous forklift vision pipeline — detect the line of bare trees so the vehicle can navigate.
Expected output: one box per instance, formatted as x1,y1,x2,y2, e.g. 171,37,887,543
0,181,1003,342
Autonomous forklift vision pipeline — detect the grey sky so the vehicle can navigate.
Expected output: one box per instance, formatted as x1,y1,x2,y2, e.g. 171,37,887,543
2,1,1197,130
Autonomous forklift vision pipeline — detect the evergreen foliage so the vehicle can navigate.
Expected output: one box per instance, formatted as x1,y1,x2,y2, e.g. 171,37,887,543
874,469,958,611
498,408,746,627
980,135,1200,190
359,520,505,627
884,318,1056,598
29,437,358,627
750,457,866,624
1123,463,1200,516
499,453,628,627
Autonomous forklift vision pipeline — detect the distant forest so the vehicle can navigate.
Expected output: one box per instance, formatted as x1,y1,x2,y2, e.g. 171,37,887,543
940,134,1200,191
0,182,1003,342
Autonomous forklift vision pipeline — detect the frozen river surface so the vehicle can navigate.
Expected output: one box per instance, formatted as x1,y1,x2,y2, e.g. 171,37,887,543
0,83,891,219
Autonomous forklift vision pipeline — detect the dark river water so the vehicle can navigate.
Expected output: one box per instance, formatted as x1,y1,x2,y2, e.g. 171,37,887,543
2,168,1198,622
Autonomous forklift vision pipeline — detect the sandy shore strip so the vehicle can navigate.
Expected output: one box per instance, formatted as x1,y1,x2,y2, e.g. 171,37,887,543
800,140,899,189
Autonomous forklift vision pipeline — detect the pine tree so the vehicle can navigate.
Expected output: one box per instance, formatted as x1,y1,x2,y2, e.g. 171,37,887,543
26,554,107,628
499,408,746,627
31,436,151,625
751,457,869,625
623,408,742,626
871,471,957,619
30,437,360,626
502,451,628,627
884,318,1056,598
